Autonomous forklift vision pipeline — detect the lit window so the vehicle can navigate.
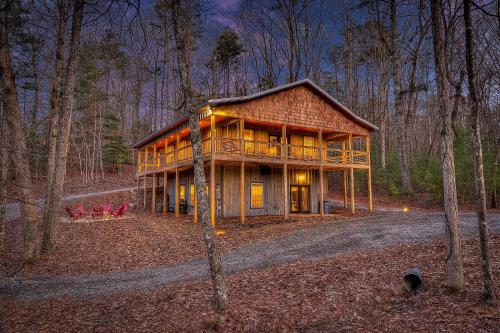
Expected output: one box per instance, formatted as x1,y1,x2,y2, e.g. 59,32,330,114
269,135,278,156
251,183,264,208
304,136,315,158
244,129,254,153
190,184,195,205
180,185,186,204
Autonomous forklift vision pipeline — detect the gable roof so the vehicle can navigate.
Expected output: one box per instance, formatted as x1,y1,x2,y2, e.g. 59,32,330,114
134,79,377,148
201,79,378,131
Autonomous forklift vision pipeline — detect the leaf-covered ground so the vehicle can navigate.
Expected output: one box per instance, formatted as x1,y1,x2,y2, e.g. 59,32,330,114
1,210,358,278
2,234,498,332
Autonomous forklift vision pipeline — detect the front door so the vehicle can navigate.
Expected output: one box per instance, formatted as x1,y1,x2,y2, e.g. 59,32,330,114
290,185,310,213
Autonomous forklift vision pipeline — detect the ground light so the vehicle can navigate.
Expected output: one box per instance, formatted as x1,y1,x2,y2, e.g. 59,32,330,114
215,229,226,236
403,207,409,212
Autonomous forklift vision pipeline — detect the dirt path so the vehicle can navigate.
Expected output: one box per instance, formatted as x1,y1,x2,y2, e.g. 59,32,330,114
4,187,135,221
1,211,498,301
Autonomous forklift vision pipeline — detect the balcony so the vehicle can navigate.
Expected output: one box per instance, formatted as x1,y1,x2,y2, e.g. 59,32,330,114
137,136,369,175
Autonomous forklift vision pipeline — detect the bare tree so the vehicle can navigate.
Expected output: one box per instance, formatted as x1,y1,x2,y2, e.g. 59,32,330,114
0,7,39,260
168,0,228,311
389,0,412,193
42,0,85,252
430,0,464,293
463,0,497,303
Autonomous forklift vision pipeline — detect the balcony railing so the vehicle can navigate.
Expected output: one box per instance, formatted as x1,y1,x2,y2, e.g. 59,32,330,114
138,136,368,173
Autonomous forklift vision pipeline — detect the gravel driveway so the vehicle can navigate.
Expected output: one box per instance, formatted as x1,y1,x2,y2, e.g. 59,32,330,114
1,211,499,301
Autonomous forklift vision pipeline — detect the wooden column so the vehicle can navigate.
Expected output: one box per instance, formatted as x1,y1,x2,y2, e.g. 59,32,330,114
194,184,198,224
163,170,167,215
319,166,324,216
175,168,179,217
164,138,168,166
239,118,244,155
240,161,245,224
283,163,288,219
152,173,157,214
210,159,216,227
282,125,288,219
366,136,373,213
145,147,149,171
175,133,179,162
350,167,355,214
143,176,147,209
342,170,348,208
210,114,216,156
153,144,157,168
348,133,353,164
318,130,323,161
137,150,142,173
281,125,287,159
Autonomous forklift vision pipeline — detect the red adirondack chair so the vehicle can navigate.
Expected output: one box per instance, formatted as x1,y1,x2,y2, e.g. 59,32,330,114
93,203,113,219
112,203,129,217
75,204,91,218
65,206,78,220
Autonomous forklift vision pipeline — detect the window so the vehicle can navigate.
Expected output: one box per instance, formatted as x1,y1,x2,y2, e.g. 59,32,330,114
269,135,279,156
251,183,264,208
190,184,209,205
244,129,254,153
179,185,186,204
304,136,315,158
190,184,195,205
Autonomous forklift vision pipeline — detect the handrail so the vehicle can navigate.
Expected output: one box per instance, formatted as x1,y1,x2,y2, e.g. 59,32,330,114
137,136,369,173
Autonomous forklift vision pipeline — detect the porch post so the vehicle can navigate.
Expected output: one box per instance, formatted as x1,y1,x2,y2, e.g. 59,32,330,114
145,147,149,171
282,124,288,219
350,167,355,214
194,183,198,224
343,170,348,208
152,173,157,214
239,118,244,155
320,166,324,216
163,170,167,215
318,130,324,216
175,168,179,217
240,161,245,224
366,135,373,213
143,176,147,209
210,158,216,227
283,163,288,219
137,150,142,173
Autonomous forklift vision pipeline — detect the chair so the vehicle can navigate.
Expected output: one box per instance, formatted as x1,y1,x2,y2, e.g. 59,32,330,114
65,206,78,220
75,204,91,218
112,203,129,217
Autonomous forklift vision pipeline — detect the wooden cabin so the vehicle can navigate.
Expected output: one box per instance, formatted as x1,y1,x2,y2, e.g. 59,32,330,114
134,79,377,226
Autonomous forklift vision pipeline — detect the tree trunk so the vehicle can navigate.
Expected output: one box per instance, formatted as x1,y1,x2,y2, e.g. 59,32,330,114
390,0,412,193
464,0,497,303
42,0,85,252
430,0,464,293
0,97,8,240
169,0,228,312
0,16,39,260
46,0,68,204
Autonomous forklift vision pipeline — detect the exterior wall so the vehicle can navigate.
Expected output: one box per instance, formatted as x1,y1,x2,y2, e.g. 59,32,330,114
221,166,327,218
214,85,370,136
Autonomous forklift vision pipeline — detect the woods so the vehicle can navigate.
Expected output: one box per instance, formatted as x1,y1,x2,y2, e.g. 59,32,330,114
0,0,499,315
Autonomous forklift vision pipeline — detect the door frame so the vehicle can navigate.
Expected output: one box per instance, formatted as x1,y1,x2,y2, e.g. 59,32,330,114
290,184,311,213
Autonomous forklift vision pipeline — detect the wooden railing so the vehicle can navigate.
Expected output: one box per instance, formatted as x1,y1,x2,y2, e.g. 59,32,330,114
138,137,368,173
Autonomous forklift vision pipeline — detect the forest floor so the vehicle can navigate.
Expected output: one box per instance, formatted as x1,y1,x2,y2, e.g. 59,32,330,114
1,232,498,332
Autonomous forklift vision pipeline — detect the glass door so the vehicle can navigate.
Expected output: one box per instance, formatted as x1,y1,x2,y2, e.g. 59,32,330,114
300,186,310,212
290,186,300,213
290,185,310,213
